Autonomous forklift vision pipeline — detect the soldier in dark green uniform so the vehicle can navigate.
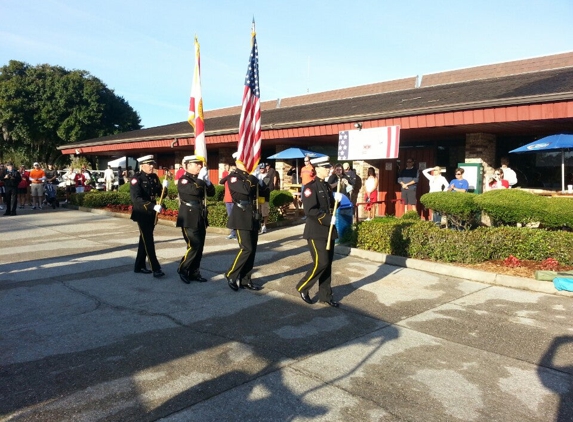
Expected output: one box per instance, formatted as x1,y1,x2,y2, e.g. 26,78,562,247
176,155,215,284
225,153,269,292
296,156,342,307
130,155,168,278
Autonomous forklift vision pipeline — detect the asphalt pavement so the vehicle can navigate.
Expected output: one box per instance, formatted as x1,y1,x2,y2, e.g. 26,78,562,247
1,206,572,421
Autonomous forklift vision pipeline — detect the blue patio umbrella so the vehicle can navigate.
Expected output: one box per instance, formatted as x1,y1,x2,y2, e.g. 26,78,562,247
266,148,327,183
510,134,573,192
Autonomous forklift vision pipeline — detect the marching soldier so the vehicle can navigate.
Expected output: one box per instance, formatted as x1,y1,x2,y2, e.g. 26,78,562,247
130,155,168,278
176,155,215,284
225,152,269,292
296,156,342,307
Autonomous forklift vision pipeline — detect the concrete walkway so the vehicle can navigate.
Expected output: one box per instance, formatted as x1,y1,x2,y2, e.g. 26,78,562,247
1,208,572,421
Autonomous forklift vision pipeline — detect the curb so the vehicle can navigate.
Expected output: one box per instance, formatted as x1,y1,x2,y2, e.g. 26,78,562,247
334,245,573,298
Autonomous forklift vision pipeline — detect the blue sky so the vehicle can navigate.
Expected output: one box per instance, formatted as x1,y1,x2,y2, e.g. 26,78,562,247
2,0,572,129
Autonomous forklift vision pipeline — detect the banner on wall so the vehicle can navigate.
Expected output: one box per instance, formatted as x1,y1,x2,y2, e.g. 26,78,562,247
338,125,400,160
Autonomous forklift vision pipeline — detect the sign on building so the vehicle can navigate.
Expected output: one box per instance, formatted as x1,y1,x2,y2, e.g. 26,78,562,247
338,125,400,160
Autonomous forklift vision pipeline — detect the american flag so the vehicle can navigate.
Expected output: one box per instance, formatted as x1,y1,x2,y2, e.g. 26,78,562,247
188,37,206,164
237,25,261,174
338,125,400,160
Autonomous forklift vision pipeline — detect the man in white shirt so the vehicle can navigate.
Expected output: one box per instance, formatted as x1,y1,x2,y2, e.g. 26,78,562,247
500,157,517,187
103,165,115,191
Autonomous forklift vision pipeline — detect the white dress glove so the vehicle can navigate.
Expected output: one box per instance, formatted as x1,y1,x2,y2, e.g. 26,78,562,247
330,215,337,226
252,168,261,178
198,167,207,180
162,179,169,188
346,185,353,193
334,192,343,202
153,204,162,213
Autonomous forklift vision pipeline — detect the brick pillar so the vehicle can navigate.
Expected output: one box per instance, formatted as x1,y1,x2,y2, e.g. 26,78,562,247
465,133,497,190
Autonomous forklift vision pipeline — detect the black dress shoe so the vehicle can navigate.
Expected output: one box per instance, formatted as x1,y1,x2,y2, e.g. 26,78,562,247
226,276,239,291
319,299,339,308
189,272,207,282
134,268,152,274
179,273,192,284
240,282,262,291
300,291,313,304
153,270,165,278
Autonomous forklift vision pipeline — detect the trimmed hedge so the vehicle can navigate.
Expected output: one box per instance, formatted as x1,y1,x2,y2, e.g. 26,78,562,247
68,186,291,226
420,191,480,229
356,218,573,264
422,189,573,229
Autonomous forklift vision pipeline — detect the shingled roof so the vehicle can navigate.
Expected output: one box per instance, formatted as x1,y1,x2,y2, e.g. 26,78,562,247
60,53,573,150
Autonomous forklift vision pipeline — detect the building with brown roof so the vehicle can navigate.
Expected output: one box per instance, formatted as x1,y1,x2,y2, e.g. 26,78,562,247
58,52,573,218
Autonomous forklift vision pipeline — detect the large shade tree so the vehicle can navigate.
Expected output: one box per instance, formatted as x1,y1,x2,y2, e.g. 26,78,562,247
0,60,141,165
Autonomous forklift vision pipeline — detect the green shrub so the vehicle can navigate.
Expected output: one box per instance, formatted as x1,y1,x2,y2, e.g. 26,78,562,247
118,182,130,193
420,191,479,230
270,190,293,208
543,197,573,229
207,202,229,227
401,210,420,220
356,217,415,256
81,191,131,208
210,184,225,201
356,221,573,264
473,189,546,226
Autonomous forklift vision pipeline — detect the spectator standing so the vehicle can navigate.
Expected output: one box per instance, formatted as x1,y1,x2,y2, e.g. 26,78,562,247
117,166,125,187
487,168,509,190
130,155,166,278
342,162,361,205
363,167,379,221
175,160,186,181
18,165,30,208
300,155,316,190
0,163,5,211
257,163,271,234
75,168,86,193
3,162,21,215
422,166,449,225
219,162,237,239
265,163,279,191
103,165,115,191
397,158,419,213
327,163,354,198
500,157,517,187
81,165,93,191
29,162,46,210
448,168,469,192
63,168,76,202
45,164,58,185
176,155,215,284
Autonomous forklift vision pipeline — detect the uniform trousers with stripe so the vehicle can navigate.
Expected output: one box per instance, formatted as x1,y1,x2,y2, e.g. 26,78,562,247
296,238,335,302
135,221,161,272
178,226,206,276
226,228,258,285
